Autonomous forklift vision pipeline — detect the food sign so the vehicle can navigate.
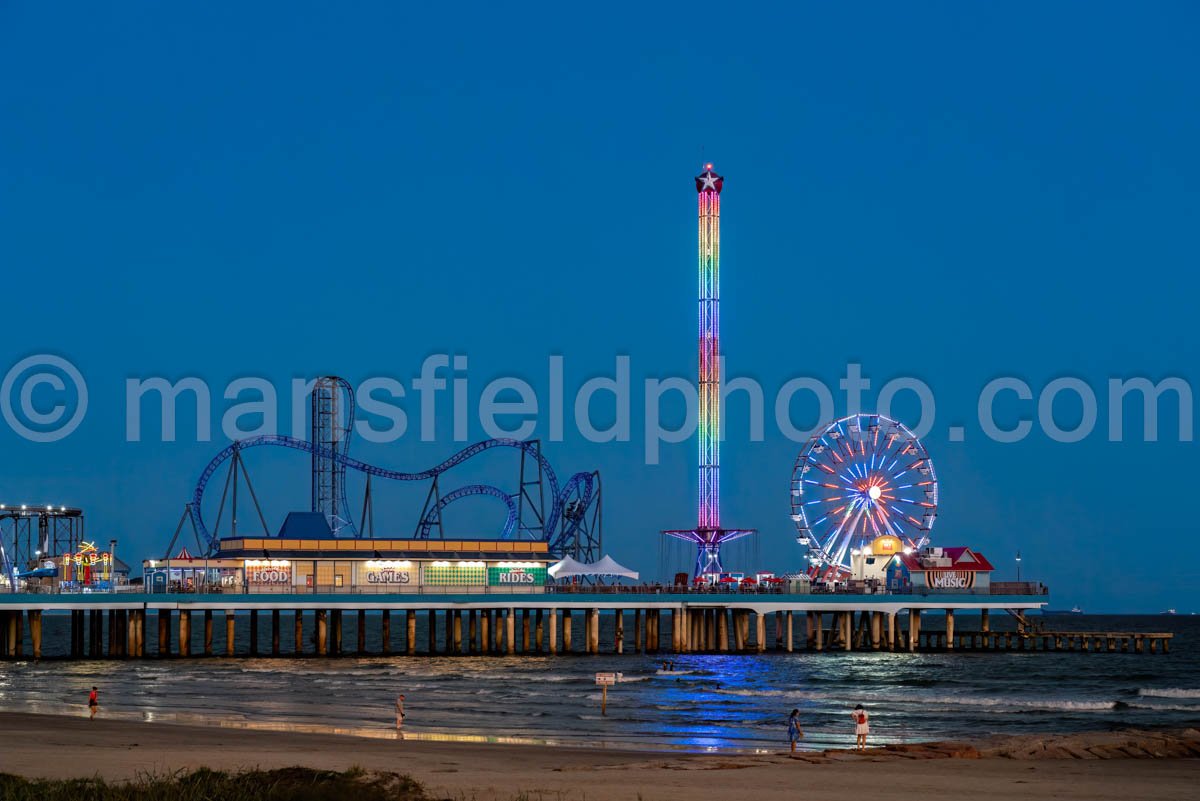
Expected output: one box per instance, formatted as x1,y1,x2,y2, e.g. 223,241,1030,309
245,560,292,585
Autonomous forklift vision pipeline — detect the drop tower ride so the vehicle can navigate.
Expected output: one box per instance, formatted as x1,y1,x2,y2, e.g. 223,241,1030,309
662,165,755,577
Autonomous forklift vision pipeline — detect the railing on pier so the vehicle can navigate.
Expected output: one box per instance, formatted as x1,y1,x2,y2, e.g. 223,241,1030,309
988,581,1049,596
24,582,1050,598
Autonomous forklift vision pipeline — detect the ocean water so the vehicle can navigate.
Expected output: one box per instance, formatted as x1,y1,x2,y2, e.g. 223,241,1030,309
1,613,1196,753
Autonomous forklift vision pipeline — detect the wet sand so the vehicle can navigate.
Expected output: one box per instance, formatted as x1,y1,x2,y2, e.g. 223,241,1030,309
1,712,1196,800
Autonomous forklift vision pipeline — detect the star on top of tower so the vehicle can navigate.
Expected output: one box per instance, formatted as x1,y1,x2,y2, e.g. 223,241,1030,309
695,164,723,194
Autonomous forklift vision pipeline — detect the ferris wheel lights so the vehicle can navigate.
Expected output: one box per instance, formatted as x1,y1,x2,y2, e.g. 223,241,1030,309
792,414,938,576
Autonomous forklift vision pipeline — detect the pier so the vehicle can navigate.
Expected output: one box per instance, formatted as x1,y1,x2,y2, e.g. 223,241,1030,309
0,591,1172,660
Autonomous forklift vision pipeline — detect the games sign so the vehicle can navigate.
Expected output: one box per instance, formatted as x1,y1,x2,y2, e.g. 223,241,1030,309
364,566,415,585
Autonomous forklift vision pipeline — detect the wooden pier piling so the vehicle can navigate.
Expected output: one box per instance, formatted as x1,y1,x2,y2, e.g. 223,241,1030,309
0,596,1176,661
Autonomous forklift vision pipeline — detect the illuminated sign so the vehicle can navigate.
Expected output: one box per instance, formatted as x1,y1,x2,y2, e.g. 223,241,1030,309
869,535,902,556
245,559,291,585
367,569,412,585
361,560,415,585
487,564,547,587
925,570,976,589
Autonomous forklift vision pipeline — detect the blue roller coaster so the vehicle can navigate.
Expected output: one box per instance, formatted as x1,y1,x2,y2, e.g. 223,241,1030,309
171,434,602,562
165,377,602,562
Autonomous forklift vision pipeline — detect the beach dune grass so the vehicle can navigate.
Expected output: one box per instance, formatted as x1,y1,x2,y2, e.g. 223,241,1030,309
0,766,430,801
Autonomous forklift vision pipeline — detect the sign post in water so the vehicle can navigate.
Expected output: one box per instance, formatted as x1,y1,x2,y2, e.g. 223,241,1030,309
594,672,620,716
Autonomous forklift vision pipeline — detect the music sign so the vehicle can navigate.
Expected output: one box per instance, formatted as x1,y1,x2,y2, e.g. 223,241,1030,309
924,570,976,590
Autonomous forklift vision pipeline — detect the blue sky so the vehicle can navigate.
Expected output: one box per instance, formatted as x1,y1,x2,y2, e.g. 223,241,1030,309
1,2,1197,611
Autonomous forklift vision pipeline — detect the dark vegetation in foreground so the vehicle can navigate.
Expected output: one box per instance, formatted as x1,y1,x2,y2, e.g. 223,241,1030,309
0,767,433,801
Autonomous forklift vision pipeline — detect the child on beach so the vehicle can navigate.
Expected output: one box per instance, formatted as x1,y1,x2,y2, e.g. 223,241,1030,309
787,708,804,755
852,704,869,751
395,694,406,730
87,687,99,720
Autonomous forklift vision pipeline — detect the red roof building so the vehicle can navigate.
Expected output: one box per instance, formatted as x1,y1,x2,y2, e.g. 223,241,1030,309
897,546,994,592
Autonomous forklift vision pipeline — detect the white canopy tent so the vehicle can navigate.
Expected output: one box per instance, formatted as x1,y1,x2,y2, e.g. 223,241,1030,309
548,554,639,581
589,555,639,580
547,555,588,579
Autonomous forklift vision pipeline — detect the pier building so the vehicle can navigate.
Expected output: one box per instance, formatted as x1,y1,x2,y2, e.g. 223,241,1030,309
143,538,553,594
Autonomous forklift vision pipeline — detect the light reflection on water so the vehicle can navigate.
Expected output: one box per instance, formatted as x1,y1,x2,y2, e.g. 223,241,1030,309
0,615,1197,752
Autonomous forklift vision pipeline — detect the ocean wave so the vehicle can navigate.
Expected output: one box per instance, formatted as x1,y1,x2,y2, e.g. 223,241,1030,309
1126,702,1200,713
1137,688,1200,699
934,697,1117,712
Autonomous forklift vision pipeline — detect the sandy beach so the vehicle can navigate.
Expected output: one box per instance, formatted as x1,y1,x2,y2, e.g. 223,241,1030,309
1,712,1196,801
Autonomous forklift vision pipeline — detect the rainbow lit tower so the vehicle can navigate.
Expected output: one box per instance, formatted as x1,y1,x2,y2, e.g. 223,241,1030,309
663,164,755,577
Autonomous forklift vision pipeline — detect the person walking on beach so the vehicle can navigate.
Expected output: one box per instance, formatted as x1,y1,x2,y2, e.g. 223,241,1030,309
394,694,406,730
852,704,869,751
787,708,804,755
87,687,99,721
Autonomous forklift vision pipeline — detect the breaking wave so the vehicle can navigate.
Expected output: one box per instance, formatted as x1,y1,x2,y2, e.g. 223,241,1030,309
1137,688,1200,699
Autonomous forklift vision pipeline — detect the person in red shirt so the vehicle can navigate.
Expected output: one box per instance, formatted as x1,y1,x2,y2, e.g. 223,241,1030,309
87,687,99,720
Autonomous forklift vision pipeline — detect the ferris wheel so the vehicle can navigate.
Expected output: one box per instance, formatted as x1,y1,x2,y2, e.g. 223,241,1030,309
790,413,937,576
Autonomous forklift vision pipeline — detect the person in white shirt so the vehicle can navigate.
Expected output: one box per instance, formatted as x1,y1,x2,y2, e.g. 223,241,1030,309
395,694,406,730
852,704,869,751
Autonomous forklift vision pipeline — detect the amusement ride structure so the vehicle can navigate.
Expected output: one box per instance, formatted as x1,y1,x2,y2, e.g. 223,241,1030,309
311,376,355,535
663,165,756,576
165,377,602,563
790,413,938,579
0,504,86,588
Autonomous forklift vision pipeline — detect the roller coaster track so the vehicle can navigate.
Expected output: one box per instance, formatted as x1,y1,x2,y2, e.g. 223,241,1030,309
190,436,598,557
